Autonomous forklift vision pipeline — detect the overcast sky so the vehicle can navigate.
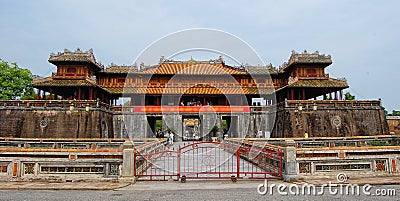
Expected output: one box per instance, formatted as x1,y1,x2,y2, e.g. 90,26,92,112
0,0,398,111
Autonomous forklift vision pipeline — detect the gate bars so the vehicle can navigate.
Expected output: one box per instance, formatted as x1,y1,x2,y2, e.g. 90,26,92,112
134,141,283,181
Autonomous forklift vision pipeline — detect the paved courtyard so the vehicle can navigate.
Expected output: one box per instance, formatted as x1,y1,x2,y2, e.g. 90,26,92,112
0,182,398,201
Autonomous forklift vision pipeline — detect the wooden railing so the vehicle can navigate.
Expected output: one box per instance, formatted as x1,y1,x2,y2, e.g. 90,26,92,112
0,99,382,113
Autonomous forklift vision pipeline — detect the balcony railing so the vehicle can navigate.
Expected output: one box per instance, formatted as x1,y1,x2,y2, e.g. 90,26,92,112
113,106,251,113
0,99,382,113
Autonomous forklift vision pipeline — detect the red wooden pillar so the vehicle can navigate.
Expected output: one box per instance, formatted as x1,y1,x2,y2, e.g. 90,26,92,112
291,89,295,100
339,90,343,100
156,96,160,106
89,88,93,100
49,88,53,100
203,97,206,106
302,89,306,100
36,89,41,100
77,88,81,100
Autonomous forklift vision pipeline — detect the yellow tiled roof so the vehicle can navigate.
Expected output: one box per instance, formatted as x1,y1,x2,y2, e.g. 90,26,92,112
138,63,247,75
102,86,275,95
287,78,348,88
32,78,97,87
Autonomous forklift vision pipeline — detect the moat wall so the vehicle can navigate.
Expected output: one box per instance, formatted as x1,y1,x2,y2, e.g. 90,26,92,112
0,108,113,138
272,104,389,138
0,100,390,138
387,116,400,134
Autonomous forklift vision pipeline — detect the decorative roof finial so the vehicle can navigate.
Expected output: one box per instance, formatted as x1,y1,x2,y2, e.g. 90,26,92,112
188,56,195,63
159,56,165,64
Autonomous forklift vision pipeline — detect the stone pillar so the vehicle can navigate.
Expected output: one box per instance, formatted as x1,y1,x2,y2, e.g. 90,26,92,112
230,116,239,138
163,114,182,142
283,140,299,181
129,114,147,138
201,113,215,139
216,114,222,140
121,141,135,178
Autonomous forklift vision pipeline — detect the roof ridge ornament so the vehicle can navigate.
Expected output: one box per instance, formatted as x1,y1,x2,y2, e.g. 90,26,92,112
188,56,196,64
159,56,165,64
217,56,224,62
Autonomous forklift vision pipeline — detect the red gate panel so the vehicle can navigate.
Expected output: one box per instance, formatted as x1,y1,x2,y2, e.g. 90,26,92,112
134,141,283,181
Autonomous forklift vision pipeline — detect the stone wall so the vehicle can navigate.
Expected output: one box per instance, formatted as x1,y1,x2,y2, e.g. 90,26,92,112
0,108,113,138
0,100,390,139
387,116,400,134
272,107,389,138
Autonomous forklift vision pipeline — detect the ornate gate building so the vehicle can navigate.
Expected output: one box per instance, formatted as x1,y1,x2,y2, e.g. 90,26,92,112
0,48,385,139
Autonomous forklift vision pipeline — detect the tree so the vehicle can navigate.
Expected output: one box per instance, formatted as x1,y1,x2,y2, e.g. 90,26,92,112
344,92,355,100
386,109,400,116
0,59,34,100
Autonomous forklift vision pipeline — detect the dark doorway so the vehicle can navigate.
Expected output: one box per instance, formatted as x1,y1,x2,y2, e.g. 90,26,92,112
222,116,231,138
147,116,163,138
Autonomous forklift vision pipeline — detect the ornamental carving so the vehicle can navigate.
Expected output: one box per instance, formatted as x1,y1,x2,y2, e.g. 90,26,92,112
375,160,386,171
299,162,311,173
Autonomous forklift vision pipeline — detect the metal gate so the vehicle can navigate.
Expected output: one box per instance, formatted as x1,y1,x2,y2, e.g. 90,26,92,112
134,141,282,181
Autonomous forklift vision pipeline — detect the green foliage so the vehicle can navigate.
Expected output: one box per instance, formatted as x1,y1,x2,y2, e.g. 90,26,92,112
166,126,176,134
21,86,36,100
370,141,395,146
155,120,163,131
371,141,385,146
211,125,220,133
0,59,33,100
123,101,131,106
221,120,227,130
344,92,355,100
386,110,400,116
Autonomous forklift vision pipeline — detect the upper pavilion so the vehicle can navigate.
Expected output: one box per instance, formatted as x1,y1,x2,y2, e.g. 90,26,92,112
32,49,348,106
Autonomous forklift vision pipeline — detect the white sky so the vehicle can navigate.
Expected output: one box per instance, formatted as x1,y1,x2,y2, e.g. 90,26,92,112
0,0,398,111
